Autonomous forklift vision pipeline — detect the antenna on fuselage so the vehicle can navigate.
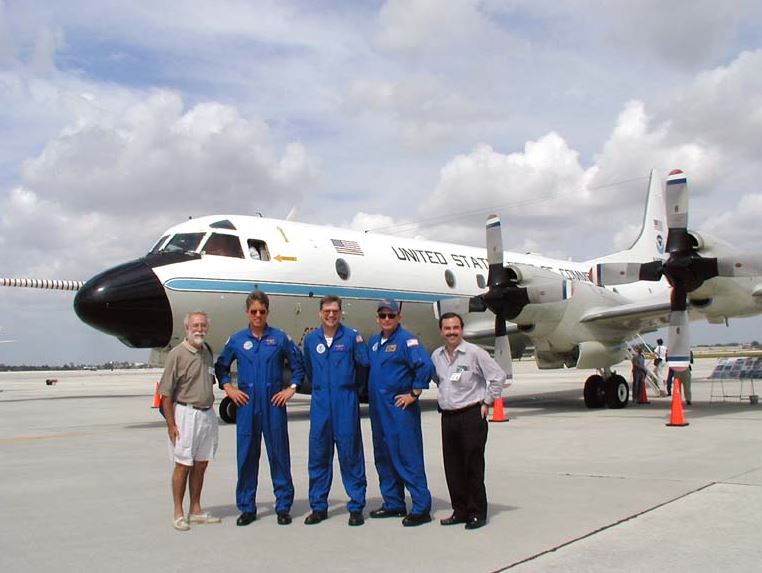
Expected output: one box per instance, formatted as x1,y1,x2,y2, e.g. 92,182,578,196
286,206,300,221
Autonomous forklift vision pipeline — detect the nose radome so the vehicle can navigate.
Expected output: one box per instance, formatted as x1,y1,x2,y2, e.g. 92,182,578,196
74,259,172,348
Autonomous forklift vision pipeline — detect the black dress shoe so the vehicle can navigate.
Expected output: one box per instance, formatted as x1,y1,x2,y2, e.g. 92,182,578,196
369,507,407,519
402,512,431,527
277,512,292,525
348,512,365,526
236,512,257,526
440,514,467,526
465,515,486,530
304,511,328,525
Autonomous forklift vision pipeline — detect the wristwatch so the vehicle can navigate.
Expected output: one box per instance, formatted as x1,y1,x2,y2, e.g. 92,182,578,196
290,383,298,390
409,390,421,400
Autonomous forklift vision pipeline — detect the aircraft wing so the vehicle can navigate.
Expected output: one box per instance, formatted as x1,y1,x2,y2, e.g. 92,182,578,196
578,299,671,333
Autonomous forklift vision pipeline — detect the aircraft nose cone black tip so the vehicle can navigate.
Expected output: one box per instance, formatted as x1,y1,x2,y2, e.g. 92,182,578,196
74,259,172,348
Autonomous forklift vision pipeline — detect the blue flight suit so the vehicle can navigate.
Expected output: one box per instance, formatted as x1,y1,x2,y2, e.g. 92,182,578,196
215,325,305,515
368,325,434,515
303,324,369,513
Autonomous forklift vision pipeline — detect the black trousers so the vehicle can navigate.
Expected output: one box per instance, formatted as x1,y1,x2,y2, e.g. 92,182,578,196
441,403,488,520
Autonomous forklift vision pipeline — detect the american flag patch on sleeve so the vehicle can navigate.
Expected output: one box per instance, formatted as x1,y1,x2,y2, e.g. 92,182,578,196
356,334,364,343
406,338,419,347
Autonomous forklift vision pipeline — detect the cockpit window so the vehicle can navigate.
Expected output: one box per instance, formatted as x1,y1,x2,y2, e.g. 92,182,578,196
162,233,206,253
247,239,270,261
149,235,170,254
202,233,244,258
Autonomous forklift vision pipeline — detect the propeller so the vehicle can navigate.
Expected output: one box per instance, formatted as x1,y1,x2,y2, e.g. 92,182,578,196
594,169,762,370
436,214,574,379
482,215,514,380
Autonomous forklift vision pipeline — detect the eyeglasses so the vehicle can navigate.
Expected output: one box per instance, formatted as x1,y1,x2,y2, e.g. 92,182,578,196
248,309,267,315
377,313,397,319
321,309,340,315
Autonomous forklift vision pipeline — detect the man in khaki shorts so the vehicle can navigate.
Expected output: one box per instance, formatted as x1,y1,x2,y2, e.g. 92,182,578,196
159,311,220,531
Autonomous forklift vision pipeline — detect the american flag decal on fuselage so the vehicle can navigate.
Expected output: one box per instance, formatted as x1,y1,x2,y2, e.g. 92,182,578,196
331,239,364,256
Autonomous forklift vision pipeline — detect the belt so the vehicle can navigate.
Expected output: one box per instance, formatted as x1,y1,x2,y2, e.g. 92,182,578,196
440,401,482,415
176,401,212,411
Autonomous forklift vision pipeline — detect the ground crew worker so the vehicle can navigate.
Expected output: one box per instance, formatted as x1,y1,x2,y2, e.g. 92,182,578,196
159,311,220,531
431,312,505,530
215,290,304,527
367,299,434,527
303,295,369,527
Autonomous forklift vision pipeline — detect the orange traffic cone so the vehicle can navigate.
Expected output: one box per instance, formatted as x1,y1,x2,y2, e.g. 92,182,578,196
666,376,689,427
638,376,650,404
490,397,509,423
151,382,161,409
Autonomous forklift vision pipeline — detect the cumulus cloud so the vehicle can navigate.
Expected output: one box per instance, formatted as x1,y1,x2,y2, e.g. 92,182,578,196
20,91,314,217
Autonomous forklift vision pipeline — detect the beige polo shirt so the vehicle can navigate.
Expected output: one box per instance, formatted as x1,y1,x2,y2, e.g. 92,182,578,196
158,340,215,409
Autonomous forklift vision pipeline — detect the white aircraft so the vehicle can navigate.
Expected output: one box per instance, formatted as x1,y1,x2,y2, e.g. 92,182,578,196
3,169,761,418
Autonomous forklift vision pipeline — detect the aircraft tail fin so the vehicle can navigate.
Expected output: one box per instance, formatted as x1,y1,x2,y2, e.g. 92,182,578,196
596,170,667,263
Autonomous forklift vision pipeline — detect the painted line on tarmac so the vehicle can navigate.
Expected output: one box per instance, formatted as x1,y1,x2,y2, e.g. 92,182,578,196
491,481,716,572
0,432,86,444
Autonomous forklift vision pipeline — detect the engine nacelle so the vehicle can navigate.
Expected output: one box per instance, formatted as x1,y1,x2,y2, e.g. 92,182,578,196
534,341,627,370
574,341,627,369
506,264,569,305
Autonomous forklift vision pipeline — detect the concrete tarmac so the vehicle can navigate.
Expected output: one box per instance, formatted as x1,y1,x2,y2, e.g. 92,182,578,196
1,359,761,572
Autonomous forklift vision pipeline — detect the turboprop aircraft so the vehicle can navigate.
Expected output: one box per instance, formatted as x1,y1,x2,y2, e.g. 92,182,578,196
3,169,761,417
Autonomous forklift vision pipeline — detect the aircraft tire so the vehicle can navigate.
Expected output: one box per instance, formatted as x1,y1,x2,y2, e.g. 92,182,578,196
583,375,606,408
219,396,237,424
605,374,629,409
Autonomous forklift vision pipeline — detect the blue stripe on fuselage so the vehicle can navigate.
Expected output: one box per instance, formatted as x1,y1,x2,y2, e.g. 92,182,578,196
164,278,447,303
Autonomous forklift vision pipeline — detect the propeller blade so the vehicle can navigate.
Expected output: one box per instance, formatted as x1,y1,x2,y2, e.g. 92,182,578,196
486,214,508,288
667,309,691,371
665,169,689,235
591,262,646,286
716,253,762,277
493,315,513,381
434,298,470,319
434,297,487,319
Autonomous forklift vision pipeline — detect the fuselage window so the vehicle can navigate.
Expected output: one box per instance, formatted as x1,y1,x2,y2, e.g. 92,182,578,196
247,239,271,261
336,258,350,280
149,235,170,254
476,274,486,289
444,269,456,288
202,233,244,258
163,232,206,253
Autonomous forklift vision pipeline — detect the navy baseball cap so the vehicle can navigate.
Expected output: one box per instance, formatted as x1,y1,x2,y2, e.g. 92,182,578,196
377,299,400,313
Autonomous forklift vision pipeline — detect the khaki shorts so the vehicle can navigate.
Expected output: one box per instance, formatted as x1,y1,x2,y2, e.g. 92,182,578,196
168,404,219,466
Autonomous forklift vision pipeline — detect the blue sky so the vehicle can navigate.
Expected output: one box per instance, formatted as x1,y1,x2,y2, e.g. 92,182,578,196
2,0,762,364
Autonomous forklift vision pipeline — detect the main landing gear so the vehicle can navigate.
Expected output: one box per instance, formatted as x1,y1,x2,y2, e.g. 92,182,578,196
583,369,629,409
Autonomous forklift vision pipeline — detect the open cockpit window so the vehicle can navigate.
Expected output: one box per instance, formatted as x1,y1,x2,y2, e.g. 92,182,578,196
162,232,206,254
149,235,170,254
247,239,270,261
202,233,244,258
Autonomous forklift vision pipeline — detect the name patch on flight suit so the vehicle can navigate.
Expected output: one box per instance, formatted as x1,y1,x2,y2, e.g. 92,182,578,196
333,343,346,351
385,345,397,352
243,340,253,350
264,338,277,346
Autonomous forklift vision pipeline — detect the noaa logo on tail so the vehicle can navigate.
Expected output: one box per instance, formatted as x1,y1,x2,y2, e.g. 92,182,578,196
656,234,665,254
